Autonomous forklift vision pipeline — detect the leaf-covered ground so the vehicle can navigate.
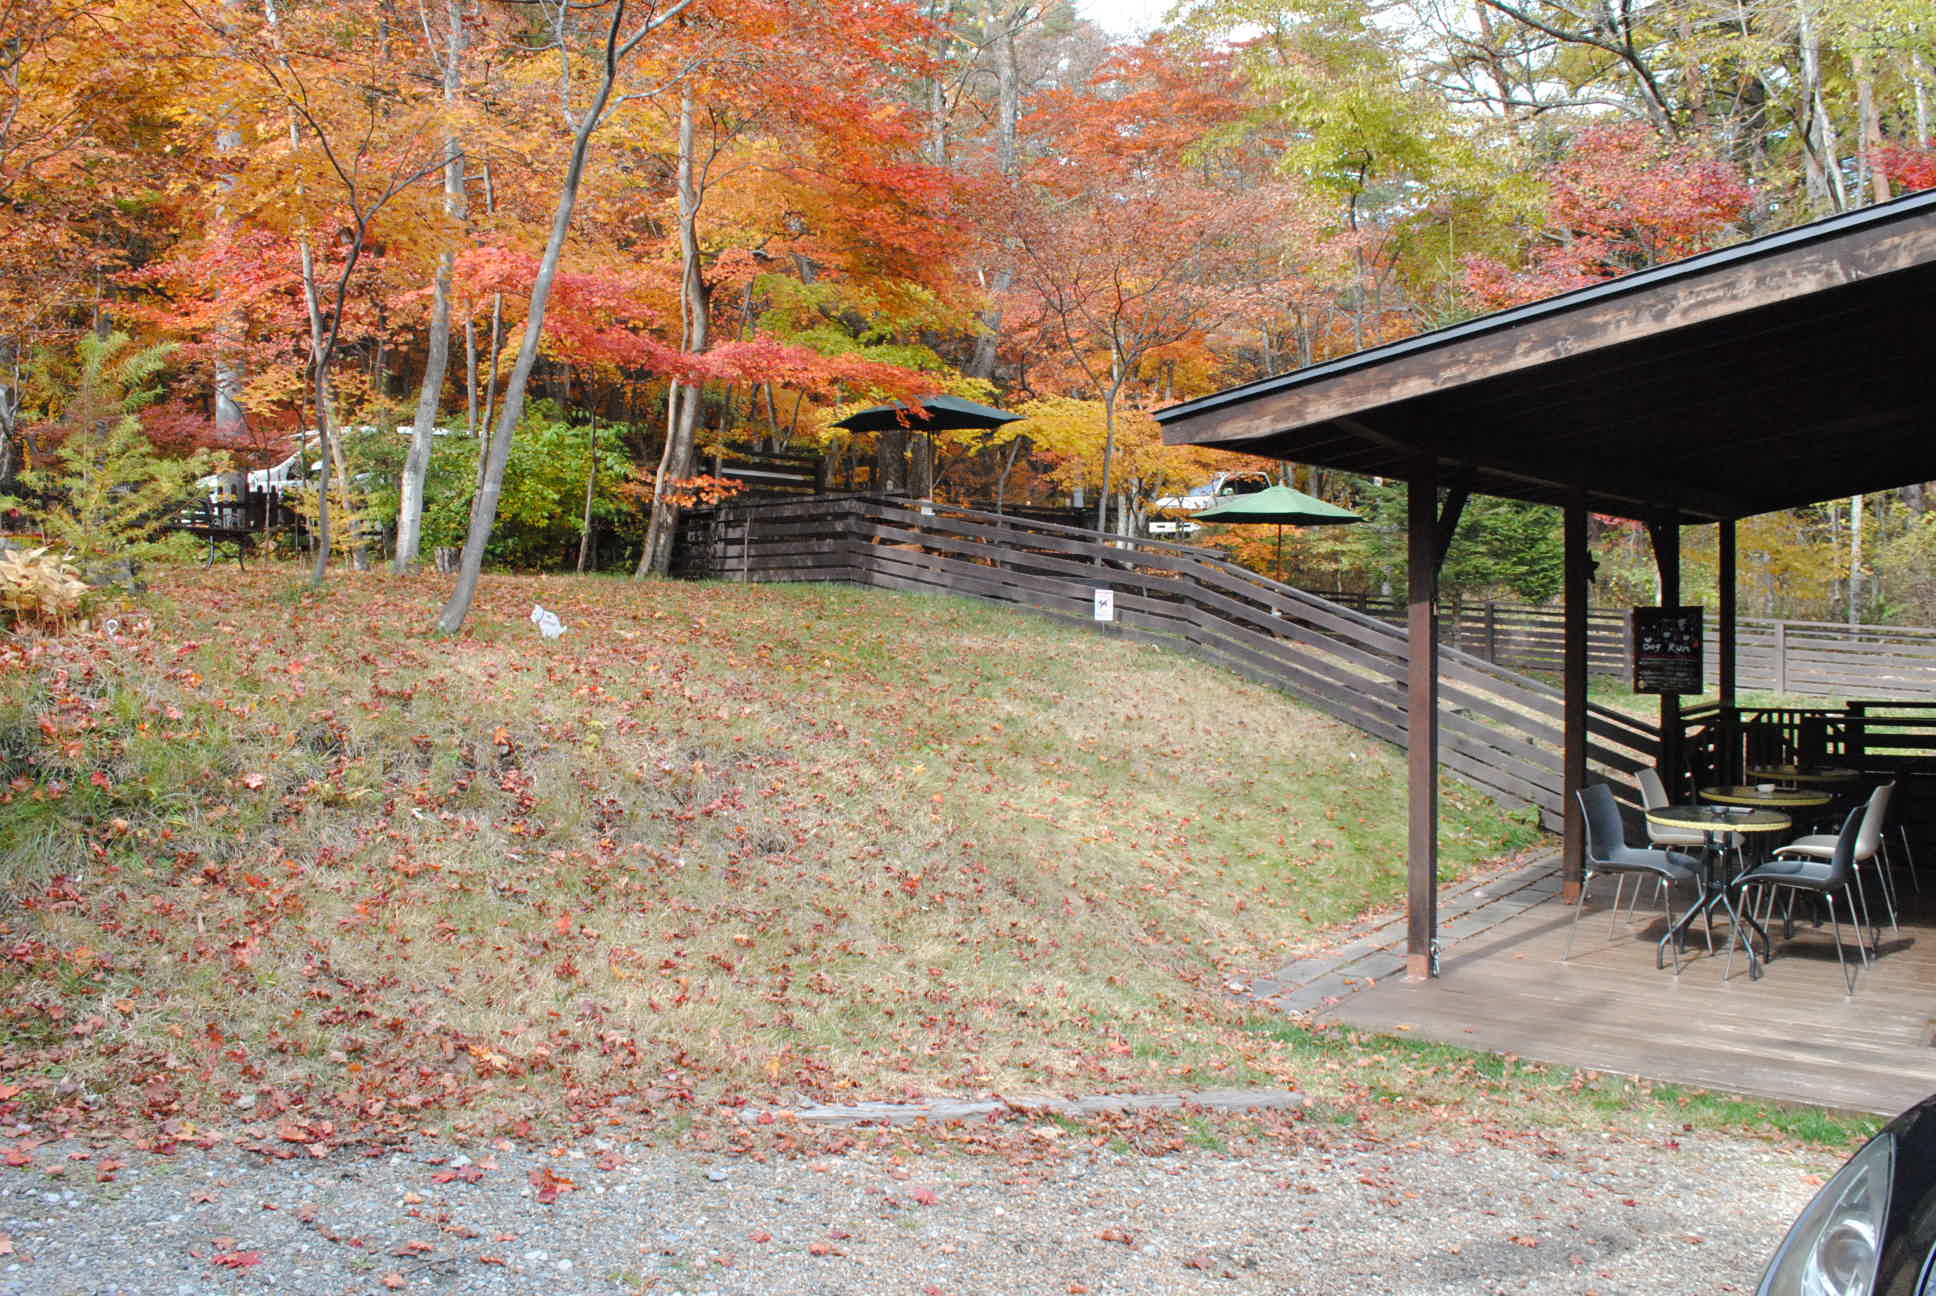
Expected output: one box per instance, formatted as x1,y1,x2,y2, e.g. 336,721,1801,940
0,567,1544,1142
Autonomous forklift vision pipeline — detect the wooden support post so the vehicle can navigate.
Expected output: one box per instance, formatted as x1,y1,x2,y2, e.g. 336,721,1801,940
1649,516,1683,797
1719,518,1739,782
1562,490,1589,903
1406,460,1440,980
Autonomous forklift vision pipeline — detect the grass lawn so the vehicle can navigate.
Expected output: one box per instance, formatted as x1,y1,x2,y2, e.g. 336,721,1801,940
0,565,1871,1153
0,564,1542,1137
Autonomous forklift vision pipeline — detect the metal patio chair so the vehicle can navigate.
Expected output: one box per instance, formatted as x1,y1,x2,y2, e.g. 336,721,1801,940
1569,784,1701,973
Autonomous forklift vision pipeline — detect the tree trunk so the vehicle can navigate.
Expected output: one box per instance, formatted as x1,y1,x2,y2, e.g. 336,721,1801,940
213,0,250,445
993,435,1022,515
0,339,19,494
875,428,908,494
396,0,467,573
639,86,711,579
1797,0,1848,213
1913,54,1931,145
577,415,598,572
967,4,1024,381
477,291,502,495
439,0,695,631
1849,492,1864,626
1095,358,1121,533
1854,50,1890,205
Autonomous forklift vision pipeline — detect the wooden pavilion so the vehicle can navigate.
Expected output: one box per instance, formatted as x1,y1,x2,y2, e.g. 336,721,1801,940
1155,189,1936,982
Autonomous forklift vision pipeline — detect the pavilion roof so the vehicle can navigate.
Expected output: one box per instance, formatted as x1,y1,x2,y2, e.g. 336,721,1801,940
1156,189,1936,524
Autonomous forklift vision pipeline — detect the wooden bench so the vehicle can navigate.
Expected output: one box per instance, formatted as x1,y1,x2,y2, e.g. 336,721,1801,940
172,483,295,569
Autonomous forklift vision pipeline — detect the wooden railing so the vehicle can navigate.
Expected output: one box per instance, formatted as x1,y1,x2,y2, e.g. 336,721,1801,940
673,495,1660,830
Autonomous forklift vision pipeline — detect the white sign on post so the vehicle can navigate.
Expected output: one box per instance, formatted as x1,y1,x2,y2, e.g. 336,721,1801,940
1093,588,1115,622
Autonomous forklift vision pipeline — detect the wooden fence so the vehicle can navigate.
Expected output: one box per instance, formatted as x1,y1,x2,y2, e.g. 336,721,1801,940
1329,594,1633,678
1708,620,1936,700
1332,594,1936,701
673,495,1661,831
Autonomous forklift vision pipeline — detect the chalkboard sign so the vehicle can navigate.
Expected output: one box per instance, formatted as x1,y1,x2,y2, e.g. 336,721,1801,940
1632,606,1703,695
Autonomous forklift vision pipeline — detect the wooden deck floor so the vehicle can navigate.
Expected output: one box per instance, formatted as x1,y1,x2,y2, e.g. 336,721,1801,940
1323,871,1936,1116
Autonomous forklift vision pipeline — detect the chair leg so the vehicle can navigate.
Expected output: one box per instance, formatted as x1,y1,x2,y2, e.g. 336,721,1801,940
1606,873,1628,939
1874,841,1902,935
1564,868,1596,962
1898,825,1919,894
1848,863,1881,958
1655,876,1683,975
1827,890,1859,995
1724,884,1753,982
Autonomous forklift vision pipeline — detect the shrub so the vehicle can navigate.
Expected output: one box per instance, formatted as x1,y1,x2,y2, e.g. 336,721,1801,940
8,332,225,565
0,545,88,628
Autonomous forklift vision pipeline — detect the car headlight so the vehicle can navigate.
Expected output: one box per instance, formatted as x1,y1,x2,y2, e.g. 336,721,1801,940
1759,1133,1895,1296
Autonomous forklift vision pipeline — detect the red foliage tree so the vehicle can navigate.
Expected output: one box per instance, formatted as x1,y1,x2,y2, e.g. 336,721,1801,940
1464,123,1752,310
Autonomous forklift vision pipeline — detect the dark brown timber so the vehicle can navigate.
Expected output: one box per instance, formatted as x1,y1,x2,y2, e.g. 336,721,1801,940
1408,461,1441,979
1649,516,1683,796
1562,490,1589,903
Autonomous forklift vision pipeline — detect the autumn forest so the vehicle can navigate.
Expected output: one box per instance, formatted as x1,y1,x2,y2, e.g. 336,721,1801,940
8,0,1936,624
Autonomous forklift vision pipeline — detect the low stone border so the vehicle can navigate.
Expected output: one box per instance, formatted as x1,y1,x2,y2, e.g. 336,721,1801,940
737,1088,1307,1126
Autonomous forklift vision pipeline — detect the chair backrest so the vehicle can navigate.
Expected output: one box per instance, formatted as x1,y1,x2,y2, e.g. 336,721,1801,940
1576,784,1627,865
1636,766,1671,811
1853,782,1892,859
1818,806,1866,889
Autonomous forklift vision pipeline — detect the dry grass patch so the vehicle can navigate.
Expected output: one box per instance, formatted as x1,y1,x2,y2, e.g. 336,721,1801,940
0,566,1542,1138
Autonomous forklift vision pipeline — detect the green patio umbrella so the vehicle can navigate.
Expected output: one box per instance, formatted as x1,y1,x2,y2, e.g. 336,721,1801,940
1192,483,1361,581
832,396,1022,498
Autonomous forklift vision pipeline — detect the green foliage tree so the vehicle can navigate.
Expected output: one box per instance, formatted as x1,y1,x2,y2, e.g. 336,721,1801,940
1346,481,1563,604
8,332,222,567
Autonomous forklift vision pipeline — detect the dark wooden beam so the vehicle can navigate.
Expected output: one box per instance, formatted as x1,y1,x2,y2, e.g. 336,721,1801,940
1649,515,1683,798
1562,489,1589,903
1719,517,1738,782
1434,485,1470,576
1407,457,1440,980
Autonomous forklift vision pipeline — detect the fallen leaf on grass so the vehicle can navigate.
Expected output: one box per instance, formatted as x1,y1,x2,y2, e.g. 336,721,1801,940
910,1187,939,1206
748,1230,772,1244
808,1240,841,1256
0,1234,13,1256
1098,1228,1135,1245
381,1273,404,1289
210,1251,262,1269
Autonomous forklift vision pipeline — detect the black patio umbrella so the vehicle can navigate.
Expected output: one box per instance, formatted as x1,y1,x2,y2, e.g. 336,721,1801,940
830,393,1023,432
1192,483,1361,581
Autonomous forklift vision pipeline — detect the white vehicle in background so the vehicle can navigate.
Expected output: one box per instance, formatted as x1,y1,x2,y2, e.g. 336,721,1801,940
1152,469,1275,511
1145,518,1202,538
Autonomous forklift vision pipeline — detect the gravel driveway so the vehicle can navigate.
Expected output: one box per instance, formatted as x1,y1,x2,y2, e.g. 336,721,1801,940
0,1116,1837,1295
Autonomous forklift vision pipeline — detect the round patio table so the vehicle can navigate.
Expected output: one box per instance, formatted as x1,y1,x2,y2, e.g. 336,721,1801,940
1644,804,1791,978
1746,764,1863,787
1699,784,1832,810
